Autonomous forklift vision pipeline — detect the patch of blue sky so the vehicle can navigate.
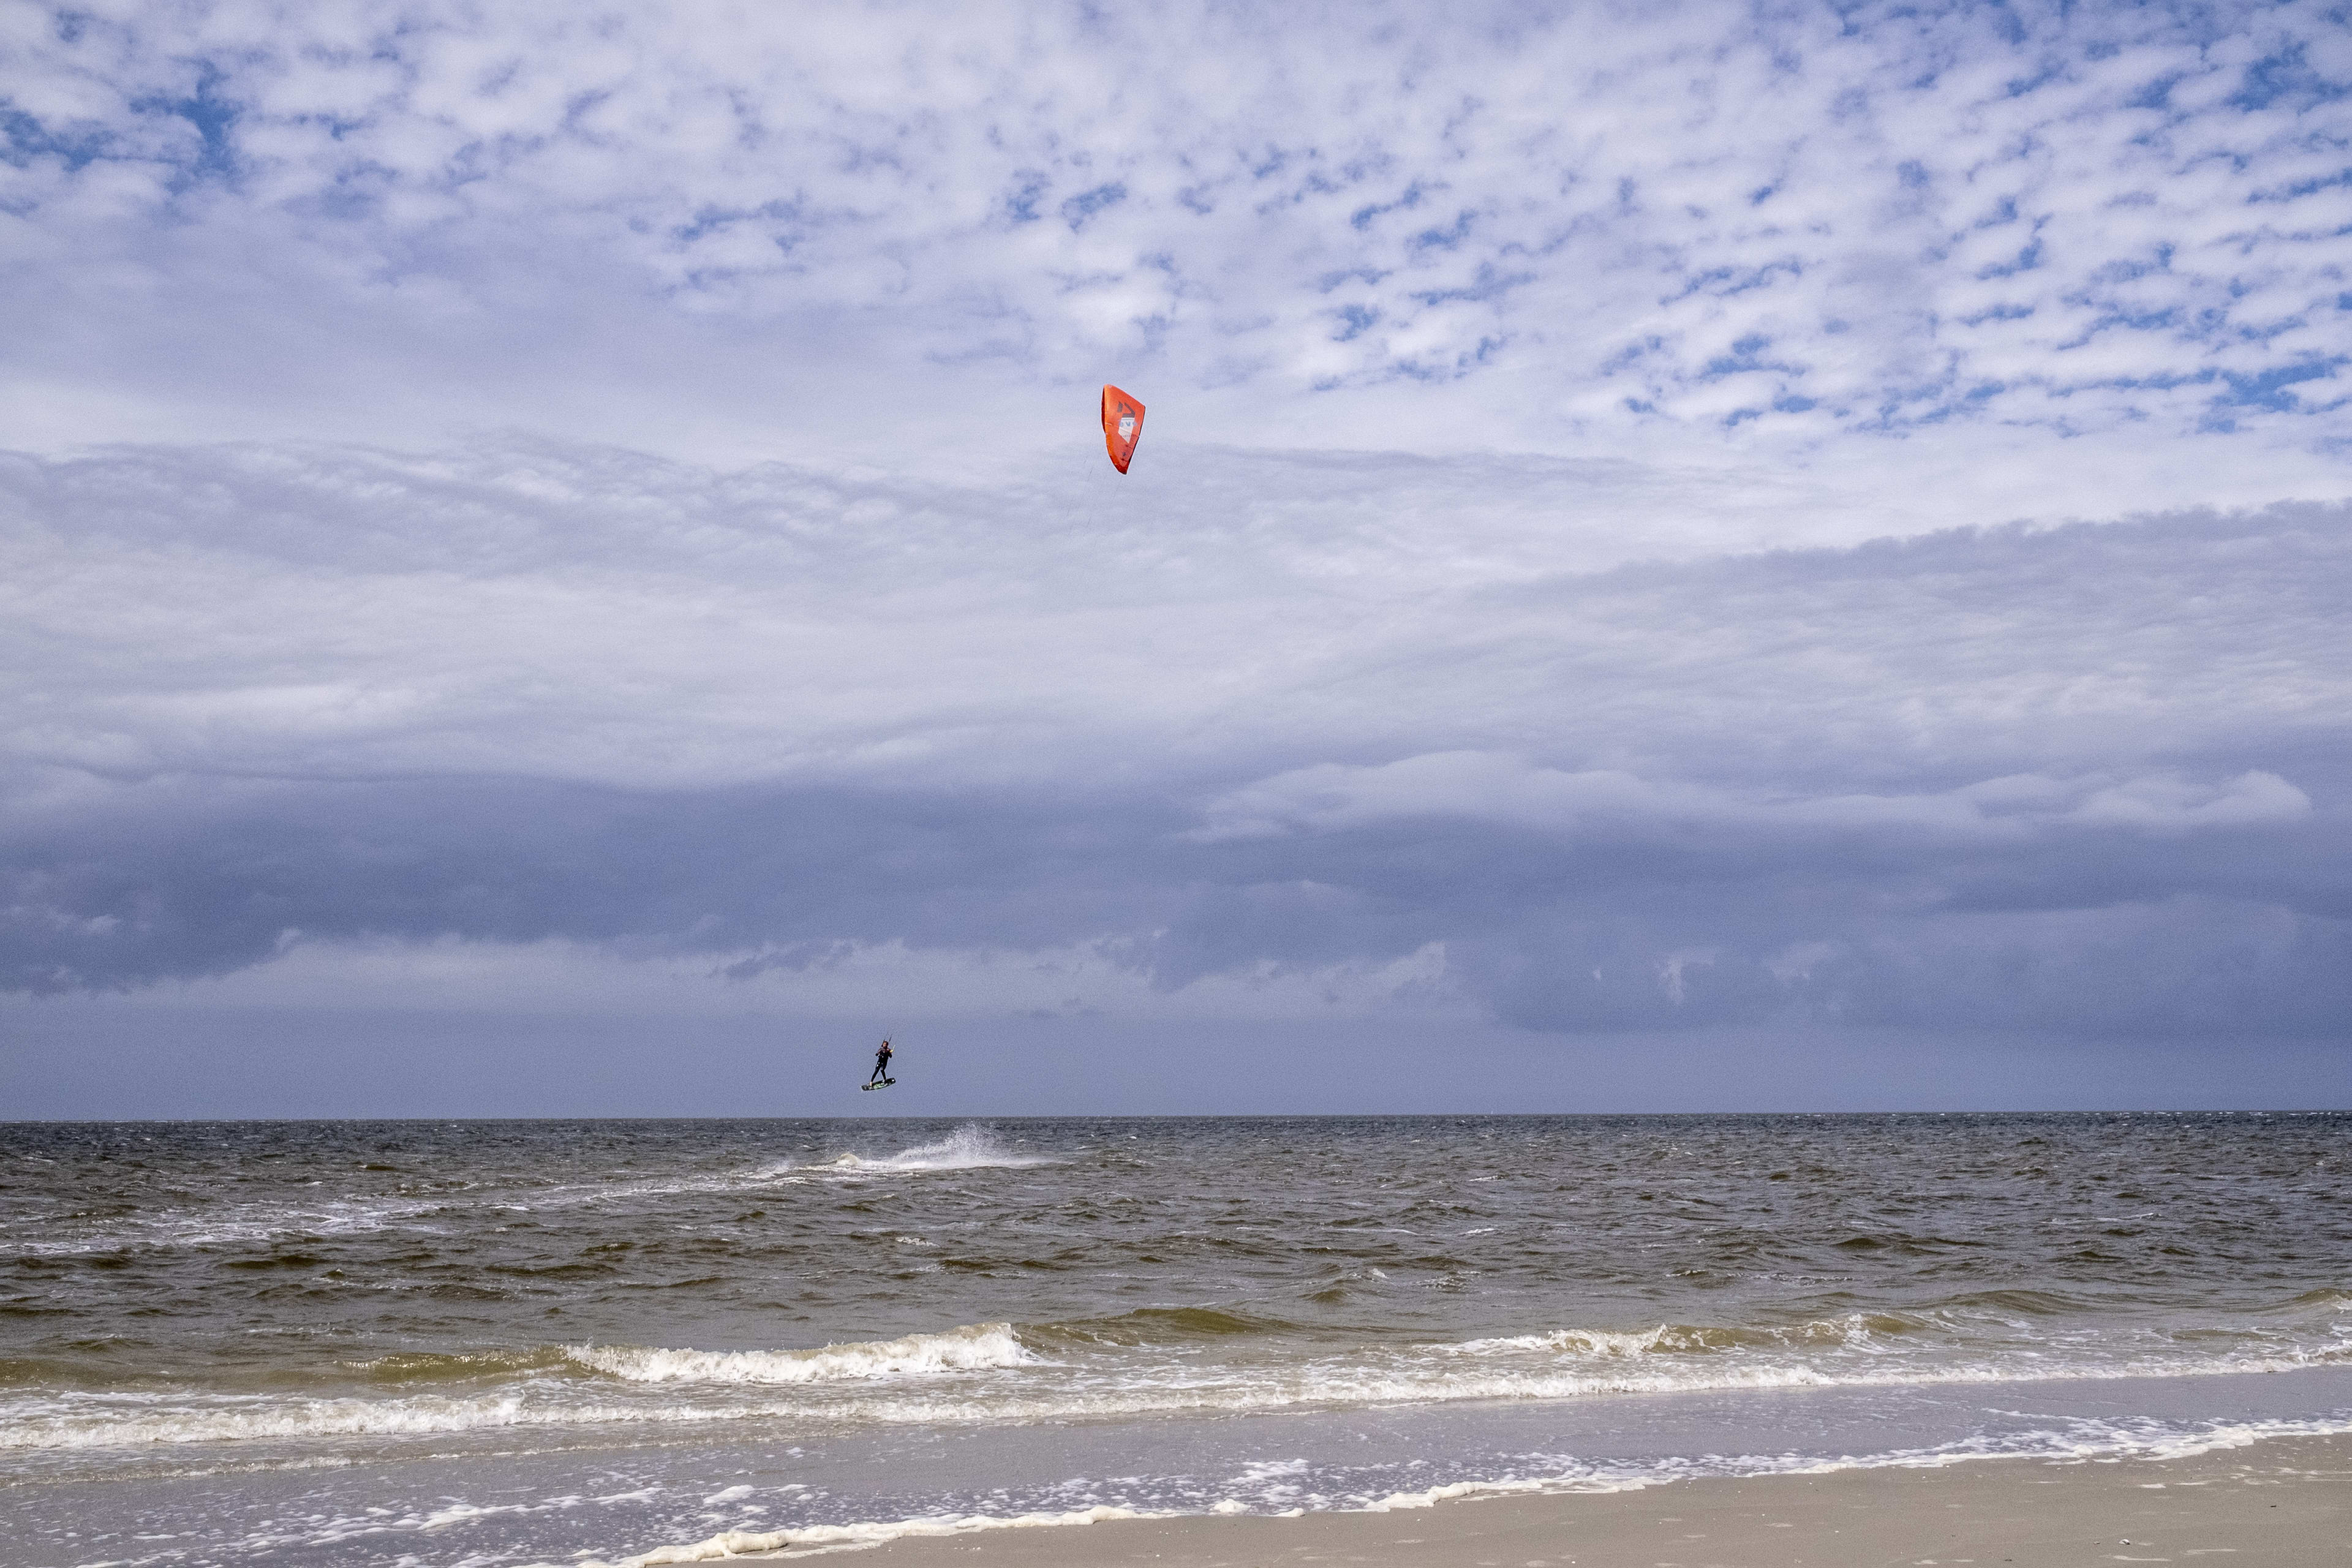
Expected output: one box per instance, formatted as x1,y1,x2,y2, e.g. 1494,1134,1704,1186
2230,38,2352,113
1405,209,1475,254
1330,303,1379,342
2214,356,2347,412
1975,236,2045,279
2001,58,2072,99
1003,171,1050,224
0,103,113,173
1600,334,1671,376
1407,264,1531,308
2125,69,2188,112
1959,303,2036,325
1702,334,1807,380
1060,181,1126,229
1246,144,1294,181
1349,181,1431,231
2248,167,2352,204
2049,369,2215,396
2070,306,2186,337
126,66,243,187
1662,258,1806,305
1973,194,2022,228
2228,312,2323,346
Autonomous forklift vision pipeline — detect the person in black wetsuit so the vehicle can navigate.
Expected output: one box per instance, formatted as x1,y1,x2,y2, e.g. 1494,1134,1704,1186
867,1039,894,1084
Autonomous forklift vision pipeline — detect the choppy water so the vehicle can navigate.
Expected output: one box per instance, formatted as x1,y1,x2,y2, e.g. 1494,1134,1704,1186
3,1114,2348,1567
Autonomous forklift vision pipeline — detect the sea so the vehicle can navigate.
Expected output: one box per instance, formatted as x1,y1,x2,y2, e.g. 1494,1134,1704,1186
3,1114,2348,1568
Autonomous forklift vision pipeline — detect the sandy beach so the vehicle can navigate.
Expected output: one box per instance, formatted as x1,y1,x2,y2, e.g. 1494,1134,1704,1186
744,1433,2351,1568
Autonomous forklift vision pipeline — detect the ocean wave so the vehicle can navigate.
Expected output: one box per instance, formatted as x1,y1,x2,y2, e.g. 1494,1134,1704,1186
564,1324,1036,1384
1442,1316,1919,1359
8,1304,2347,1453
347,1348,576,1384
1035,1306,1303,1346
1168,1344,2352,1417
4,1138,984,1257
0,1387,831,1450
17,1341,2348,1453
1439,1296,2348,1368
2275,1288,2352,1312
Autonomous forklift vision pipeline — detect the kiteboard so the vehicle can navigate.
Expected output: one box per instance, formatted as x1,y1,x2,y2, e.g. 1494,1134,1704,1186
861,1077,896,1091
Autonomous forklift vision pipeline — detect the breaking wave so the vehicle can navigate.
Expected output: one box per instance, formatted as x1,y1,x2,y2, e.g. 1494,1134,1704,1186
10,1313,2348,1453
815,1123,1055,1174
564,1324,1035,1384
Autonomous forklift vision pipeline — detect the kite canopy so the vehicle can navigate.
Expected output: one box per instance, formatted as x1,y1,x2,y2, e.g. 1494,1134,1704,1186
1101,385,1145,473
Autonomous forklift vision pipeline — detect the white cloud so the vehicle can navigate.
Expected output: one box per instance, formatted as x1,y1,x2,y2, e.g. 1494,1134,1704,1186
118,931,1464,1023
2,0,2348,476
1194,754,2314,844
2,439,2345,1039
5,443,2346,799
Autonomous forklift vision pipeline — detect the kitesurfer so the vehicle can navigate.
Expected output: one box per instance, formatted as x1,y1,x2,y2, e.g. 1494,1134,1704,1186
867,1039,894,1085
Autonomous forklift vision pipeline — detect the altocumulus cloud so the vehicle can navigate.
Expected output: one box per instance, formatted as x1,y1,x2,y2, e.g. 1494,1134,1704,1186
4,0,2351,459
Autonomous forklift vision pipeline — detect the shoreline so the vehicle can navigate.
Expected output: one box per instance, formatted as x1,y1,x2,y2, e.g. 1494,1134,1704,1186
637,1431,2352,1567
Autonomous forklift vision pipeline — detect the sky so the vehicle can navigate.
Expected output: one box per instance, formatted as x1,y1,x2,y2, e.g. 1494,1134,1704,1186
3,0,2349,1116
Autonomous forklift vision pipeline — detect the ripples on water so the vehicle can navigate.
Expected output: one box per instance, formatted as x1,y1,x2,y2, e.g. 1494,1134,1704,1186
2,1114,2348,1566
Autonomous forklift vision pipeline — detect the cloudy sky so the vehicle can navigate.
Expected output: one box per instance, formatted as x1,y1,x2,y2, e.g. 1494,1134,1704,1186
4,0,2348,1115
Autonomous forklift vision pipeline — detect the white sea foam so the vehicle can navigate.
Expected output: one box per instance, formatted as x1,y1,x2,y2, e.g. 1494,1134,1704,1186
572,1413,2352,1568
3,1132,1047,1257
0,1325,1036,1450
816,1124,1055,1174
565,1324,1036,1385
8,1311,2345,1453
2,1155,819,1256
1443,1315,1901,1360
5,1194,459,1256
23,1394,646,1453
1447,1307,2350,1370
1349,1412,2352,1513
15,1343,2343,1453
584,1504,1153,1566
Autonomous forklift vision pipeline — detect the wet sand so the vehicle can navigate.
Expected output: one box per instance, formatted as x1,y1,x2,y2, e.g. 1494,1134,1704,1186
752,1434,2351,1567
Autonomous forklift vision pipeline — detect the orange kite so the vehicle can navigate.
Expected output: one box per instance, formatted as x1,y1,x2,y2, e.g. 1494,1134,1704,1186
1101,385,1145,473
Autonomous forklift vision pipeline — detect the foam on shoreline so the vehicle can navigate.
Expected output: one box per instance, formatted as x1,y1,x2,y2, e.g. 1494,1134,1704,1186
752,1430,2352,1568
575,1413,2352,1567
